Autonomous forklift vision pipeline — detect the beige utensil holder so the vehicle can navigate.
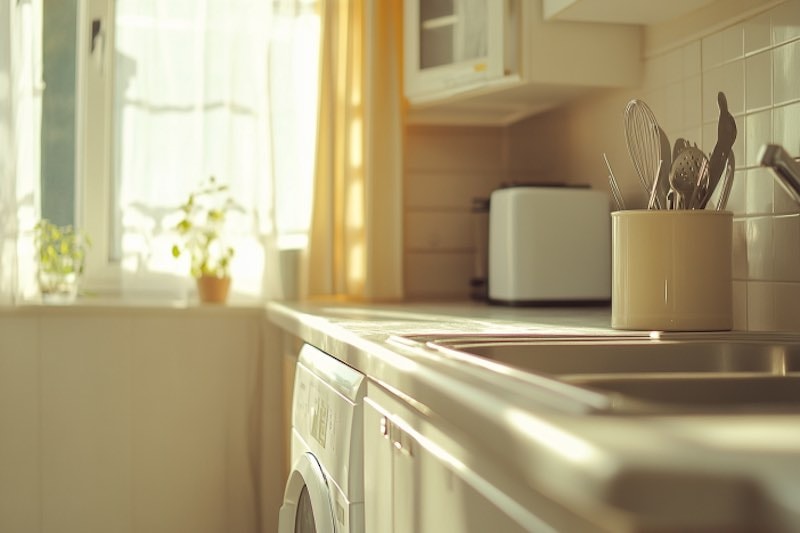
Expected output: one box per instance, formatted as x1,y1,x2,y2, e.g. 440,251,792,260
611,210,733,331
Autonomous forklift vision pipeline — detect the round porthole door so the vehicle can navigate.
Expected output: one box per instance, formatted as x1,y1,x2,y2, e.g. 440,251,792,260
278,452,335,533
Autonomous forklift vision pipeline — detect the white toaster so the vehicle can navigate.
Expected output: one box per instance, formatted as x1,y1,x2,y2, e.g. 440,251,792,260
488,186,611,305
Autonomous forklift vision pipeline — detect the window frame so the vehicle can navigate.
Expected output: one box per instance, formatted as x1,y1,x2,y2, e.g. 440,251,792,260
75,0,121,293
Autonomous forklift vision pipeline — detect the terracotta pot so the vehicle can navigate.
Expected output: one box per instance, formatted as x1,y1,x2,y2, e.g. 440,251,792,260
196,275,231,303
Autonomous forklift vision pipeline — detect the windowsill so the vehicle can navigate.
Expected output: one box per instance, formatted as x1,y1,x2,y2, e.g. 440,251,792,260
2,291,270,317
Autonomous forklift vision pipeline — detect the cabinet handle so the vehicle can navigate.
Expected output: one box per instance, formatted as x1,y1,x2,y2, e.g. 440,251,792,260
380,416,413,457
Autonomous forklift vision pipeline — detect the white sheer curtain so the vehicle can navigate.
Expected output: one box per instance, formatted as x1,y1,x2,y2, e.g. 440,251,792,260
113,0,318,300
0,0,43,304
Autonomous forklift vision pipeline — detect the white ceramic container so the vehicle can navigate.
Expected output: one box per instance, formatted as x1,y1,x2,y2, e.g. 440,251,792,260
611,210,732,331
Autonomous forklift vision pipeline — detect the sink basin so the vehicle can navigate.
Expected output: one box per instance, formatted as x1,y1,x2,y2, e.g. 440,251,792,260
413,334,800,376
404,334,800,413
567,375,800,412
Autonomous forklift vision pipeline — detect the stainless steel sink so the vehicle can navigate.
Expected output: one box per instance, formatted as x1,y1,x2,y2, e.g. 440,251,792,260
403,334,800,413
566,375,800,412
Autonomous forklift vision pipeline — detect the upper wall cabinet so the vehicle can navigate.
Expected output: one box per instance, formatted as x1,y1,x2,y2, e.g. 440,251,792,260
404,0,642,125
542,0,717,24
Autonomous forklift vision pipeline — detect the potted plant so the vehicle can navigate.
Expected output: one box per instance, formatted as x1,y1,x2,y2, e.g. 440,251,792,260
34,219,91,303
172,176,235,303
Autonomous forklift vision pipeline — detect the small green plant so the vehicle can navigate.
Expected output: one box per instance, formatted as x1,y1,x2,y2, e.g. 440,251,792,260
34,219,91,301
34,219,91,277
172,176,235,279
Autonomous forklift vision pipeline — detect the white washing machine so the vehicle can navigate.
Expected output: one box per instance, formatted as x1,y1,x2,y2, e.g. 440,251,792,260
278,343,366,533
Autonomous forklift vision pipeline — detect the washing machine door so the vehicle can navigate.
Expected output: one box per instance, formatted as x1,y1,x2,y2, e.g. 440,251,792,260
279,452,335,533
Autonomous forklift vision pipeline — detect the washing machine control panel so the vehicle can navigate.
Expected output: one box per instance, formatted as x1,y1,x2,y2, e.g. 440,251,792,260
293,344,366,502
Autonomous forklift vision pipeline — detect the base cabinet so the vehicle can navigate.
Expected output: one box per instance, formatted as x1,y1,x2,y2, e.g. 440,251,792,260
364,385,529,532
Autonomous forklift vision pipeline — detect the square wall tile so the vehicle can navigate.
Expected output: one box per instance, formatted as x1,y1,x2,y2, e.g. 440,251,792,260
774,183,800,214
773,39,800,106
749,281,800,331
744,11,771,55
702,61,745,122
682,75,702,129
745,110,772,167
643,48,683,89
723,168,747,214
702,30,726,70
732,218,749,279
702,24,744,70
683,41,701,77
772,214,800,281
405,171,497,209
745,216,775,280
406,211,474,250
405,252,474,299
771,0,800,45
746,281,775,330
732,280,748,330
745,51,772,111
746,167,777,215
771,282,800,330
405,126,505,172
773,101,800,155
642,85,682,135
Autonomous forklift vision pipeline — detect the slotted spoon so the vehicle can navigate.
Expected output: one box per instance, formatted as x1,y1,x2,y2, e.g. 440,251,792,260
669,146,708,209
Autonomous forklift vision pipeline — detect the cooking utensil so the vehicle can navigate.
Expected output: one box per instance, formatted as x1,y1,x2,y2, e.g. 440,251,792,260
624,99,662,207
666,189,676,210
700,92,737,208
647,160,663,210
656,126,672,209
670,146,708,209
673,138,690,162
604,153,625,210
689,161,710,209
715,152,735,211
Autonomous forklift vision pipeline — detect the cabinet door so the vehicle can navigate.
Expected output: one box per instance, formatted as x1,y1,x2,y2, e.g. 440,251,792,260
404,0,506,100
363,399,394,533
367,389,531,532
393,419,530,533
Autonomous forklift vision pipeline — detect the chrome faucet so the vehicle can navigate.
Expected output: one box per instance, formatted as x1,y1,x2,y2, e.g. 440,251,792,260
759,144,800,205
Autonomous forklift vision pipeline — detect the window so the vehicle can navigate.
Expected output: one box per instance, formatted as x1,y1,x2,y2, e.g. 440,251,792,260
71,0,319,298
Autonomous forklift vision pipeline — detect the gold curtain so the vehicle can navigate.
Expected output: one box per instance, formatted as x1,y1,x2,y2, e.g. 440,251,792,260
303,0,404,301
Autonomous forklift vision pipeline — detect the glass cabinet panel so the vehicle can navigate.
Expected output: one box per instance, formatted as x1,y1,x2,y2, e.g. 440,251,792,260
419,0,487,69
405,0,506,100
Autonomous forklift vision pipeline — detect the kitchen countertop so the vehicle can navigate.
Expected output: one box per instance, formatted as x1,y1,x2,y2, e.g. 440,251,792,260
268,300,800,531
